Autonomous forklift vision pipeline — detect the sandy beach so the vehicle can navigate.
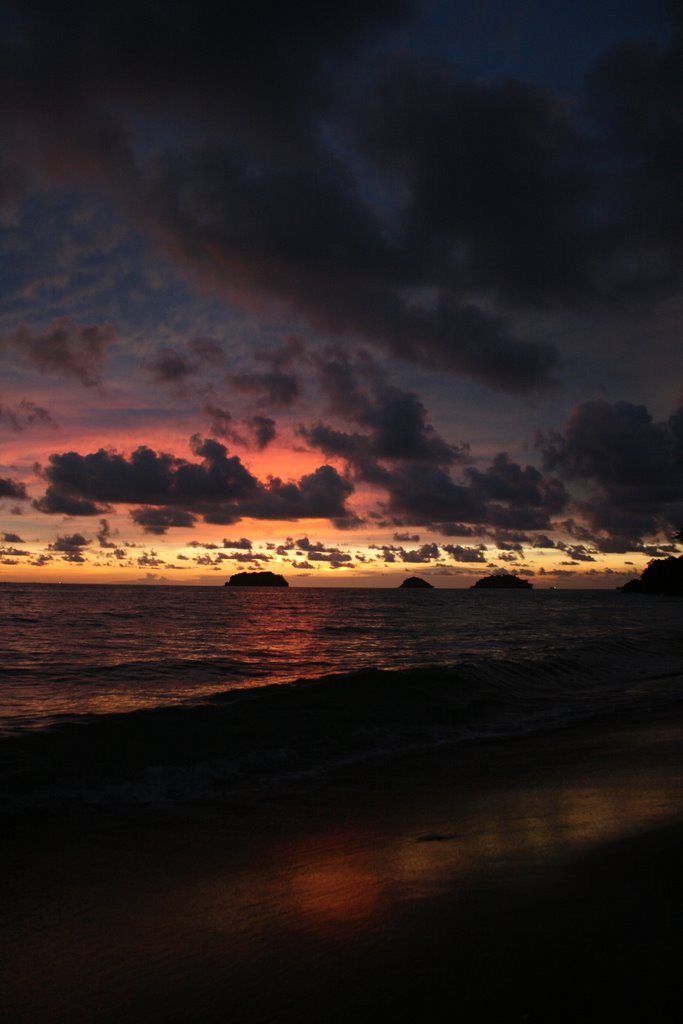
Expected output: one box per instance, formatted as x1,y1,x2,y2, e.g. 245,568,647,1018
2,708,682,1024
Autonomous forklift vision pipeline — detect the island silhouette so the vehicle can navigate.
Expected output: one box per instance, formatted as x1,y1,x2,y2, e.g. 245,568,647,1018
471,574,533,589
399,577,434,589
621,554,683,595
225,571,289,587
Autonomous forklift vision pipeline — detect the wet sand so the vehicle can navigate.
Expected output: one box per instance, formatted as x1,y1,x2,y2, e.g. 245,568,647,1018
2,710,682,1023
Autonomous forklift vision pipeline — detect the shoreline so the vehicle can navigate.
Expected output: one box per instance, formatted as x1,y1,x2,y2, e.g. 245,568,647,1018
2,707,682,1022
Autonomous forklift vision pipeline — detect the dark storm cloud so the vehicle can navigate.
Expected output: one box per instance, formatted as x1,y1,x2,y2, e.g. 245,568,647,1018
0,0,558,391
582,34,683,289
382,464,485,524
3,320,115,387
147,147,558,390
34,438,355,527
3,1,682,416
0,477,27,500
237,466,354,523
33,491,108,516
354,57,590,307
465,453,569,524
301,351,464,477
37,436,258,509
130,507,197,534
539,397,683,545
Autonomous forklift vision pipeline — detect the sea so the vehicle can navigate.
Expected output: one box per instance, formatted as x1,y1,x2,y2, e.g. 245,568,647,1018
1,583,681,813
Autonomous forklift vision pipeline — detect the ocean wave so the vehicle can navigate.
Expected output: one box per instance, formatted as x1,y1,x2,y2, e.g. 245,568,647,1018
2,638,681,814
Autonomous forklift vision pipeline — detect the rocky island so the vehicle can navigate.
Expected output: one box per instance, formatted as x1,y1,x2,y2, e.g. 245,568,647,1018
621,555,683,595
225,571,289,587
471,574,533,590
399,576,434,589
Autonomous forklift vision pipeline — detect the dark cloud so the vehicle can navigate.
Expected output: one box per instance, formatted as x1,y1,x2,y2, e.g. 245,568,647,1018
144,348,195,383
3,319,115,387
131,507,197,534
227,371,300,407
222,538,252,550
136,551,165,568
3,4,683,396
96,518,116,547
33,491,108,516
461,452,569,530
204,403,242,444
397,542,440,563
247,415,276,450
442,544,488,563
382,464,485,524
238,465,354,523
434,523,477,537
539,397,683,545
2,532,24,543
37,436,258,510
0,545,27,557
0,477,27,500
582,35,683,293
48,531,90,562
0,398,56,432
284,536,353,567
466,453,568,512
34,437,355,527
301,352,464,478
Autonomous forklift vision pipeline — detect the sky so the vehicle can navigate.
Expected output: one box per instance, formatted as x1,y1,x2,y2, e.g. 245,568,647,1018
1,0,682,587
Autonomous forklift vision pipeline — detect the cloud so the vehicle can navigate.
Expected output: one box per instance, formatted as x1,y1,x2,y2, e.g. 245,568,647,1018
0,477,27,499
301,351,465,478
48,531,90,562
96,518,117,548
0,399,56,432
442,544,488,563
204,403,242,444
2,532,24,543
3,4,683,396
281,536,354,568
130,507,197,534
539,397,683,545
3,319,115,387
34,436,355,527
381,463,484,524
227,370,300,407
145,348,196,383
247,415,276,449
